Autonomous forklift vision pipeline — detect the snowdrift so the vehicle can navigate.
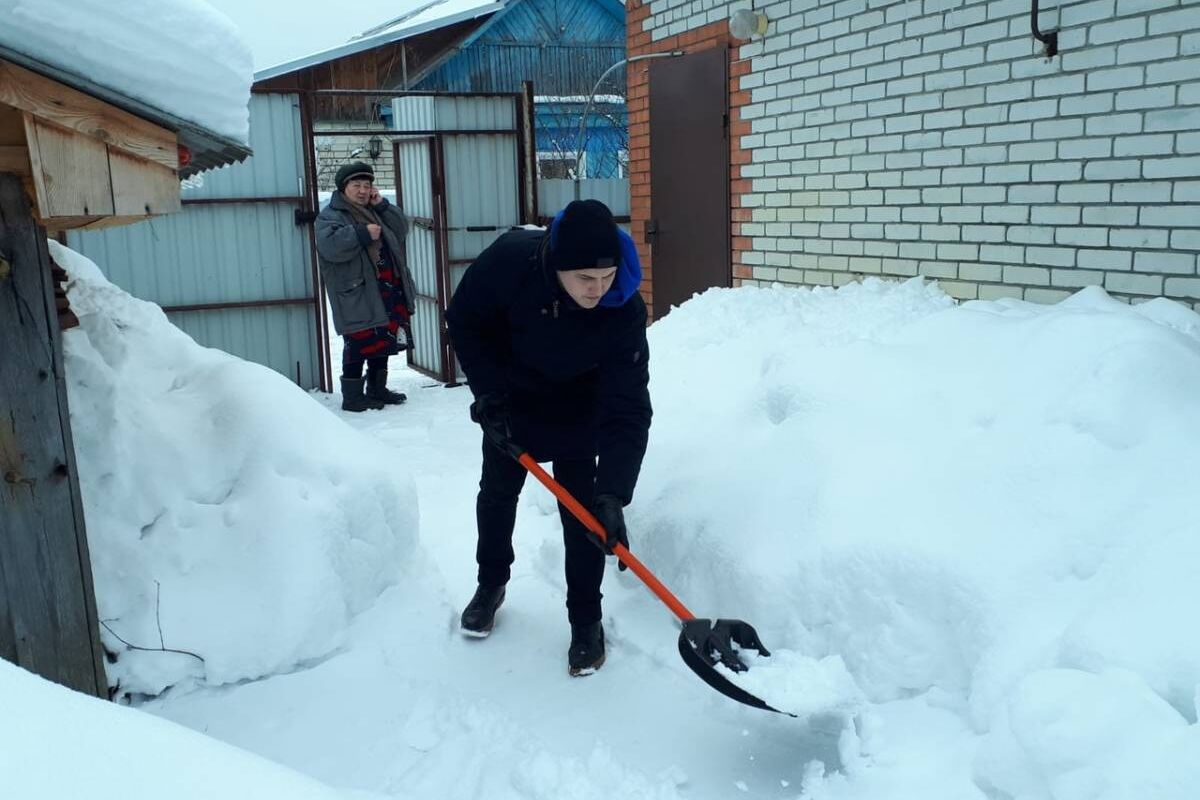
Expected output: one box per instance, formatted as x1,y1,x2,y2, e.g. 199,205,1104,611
39,238,1200,798
0,660,379,799
634,278,1200,796
54,241,417,697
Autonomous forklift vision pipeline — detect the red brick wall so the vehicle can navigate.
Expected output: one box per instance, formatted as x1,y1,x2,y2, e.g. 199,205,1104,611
626,2,752,320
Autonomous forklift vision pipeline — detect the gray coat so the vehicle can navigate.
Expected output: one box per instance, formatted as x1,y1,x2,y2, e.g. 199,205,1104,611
316,192,416,335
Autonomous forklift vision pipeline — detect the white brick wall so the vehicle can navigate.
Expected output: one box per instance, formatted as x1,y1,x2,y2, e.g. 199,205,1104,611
314,122,394,192
640,0,1200,308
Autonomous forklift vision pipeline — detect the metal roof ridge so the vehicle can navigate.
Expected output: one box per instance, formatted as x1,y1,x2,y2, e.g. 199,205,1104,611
253,0,507,83
353,0,450,39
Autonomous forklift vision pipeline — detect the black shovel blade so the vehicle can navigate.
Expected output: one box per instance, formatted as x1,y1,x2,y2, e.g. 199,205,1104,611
678,618,792,716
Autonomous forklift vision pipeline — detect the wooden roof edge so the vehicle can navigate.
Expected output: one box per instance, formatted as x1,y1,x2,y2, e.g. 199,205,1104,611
0,46,251,177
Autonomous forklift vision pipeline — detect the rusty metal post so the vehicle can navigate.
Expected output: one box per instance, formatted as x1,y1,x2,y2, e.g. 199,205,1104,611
518,81,538,226
430,136,455,385
298,85,332,393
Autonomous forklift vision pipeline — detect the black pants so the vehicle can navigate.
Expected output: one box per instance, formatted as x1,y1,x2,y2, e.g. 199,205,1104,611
475,438,605,626
342,355,388,380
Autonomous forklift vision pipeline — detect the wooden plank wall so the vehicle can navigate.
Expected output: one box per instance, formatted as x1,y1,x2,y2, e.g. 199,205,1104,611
0,171,107,697
25,116,115,217
0,59,181,229
0,61,177,169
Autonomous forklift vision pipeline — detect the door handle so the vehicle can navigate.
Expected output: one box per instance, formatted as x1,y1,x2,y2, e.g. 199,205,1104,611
645,219,658,245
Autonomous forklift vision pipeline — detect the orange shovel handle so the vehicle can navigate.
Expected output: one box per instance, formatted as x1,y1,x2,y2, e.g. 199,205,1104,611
517,452,696,623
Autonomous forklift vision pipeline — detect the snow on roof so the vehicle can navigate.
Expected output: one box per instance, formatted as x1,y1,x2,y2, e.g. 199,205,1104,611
254,0,506,83
0,0,253,149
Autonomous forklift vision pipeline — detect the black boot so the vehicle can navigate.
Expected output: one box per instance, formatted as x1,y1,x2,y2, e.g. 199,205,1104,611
460,584,506,638
366,369,407,405
341,376,384,412
568,621,605,676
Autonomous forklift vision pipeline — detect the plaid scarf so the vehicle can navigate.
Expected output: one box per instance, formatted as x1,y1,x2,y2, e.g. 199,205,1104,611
344,197,384,265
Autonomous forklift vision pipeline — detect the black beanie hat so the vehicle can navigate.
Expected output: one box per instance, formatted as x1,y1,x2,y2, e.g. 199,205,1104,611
335,161,374,192
548,199,621,271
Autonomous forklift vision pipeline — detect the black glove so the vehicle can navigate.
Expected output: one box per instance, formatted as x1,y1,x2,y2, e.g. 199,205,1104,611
470,392,511,447
588,494,629,571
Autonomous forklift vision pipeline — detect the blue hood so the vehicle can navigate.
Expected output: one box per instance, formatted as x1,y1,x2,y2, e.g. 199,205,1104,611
549,209,642,308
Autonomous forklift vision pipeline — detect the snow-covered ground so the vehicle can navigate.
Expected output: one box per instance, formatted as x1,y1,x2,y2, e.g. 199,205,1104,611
3,242,1199,799
0,659,380,800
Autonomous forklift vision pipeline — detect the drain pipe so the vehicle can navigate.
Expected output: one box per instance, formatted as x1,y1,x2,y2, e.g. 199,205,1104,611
1031,0,1059,57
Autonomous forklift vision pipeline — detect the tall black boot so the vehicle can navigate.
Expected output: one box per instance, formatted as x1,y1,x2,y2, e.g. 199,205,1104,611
366,369,407,405
341,376,384,412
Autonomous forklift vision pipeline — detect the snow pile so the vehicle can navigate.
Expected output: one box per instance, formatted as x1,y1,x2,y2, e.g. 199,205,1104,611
0,660,380,800
975,668,1200,800
0,661,362,799
716,650,864,720
53,241,417,697
633,278,1200,796
32,255,1200,798
0,0,252,143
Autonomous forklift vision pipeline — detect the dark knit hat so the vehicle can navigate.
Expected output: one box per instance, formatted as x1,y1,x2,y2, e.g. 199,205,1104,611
547,199,622,271
335,161,374,192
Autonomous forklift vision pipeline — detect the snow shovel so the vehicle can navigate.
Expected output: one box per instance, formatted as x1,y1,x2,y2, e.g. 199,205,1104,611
492,436,787,715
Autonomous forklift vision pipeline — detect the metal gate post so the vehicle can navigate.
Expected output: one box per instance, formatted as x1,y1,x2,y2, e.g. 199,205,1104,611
430,134,456,385
519,81,538,226
299,86,332,393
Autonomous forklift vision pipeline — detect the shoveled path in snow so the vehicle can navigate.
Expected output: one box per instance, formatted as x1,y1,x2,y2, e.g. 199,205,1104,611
146,366,847,799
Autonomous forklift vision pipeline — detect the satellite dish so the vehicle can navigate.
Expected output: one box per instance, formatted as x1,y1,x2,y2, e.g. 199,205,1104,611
729,9,768,40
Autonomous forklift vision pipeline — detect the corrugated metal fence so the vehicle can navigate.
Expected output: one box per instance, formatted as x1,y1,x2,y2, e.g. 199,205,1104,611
67,93,323,389
392,94,525,383
537,178,630,233
62,92,625,390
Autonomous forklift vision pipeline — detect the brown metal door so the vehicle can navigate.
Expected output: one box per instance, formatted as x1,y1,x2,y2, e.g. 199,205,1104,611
648,47,730,317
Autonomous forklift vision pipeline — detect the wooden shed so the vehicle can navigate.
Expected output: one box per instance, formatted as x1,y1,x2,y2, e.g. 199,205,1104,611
0,50,249,698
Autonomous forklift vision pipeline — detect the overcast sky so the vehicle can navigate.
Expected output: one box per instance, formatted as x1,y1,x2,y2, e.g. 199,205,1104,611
204,0,393,72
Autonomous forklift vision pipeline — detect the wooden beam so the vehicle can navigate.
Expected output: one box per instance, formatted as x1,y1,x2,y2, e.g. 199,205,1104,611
0,59,177,170
24,113,115,218
0,172,108,698
42,214,160,233
0,144,29,176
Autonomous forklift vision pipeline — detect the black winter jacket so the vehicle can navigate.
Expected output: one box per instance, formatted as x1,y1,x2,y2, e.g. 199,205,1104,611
446,229,652,503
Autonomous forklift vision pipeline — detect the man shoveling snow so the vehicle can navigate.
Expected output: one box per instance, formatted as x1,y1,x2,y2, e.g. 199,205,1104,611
446,199,651,676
